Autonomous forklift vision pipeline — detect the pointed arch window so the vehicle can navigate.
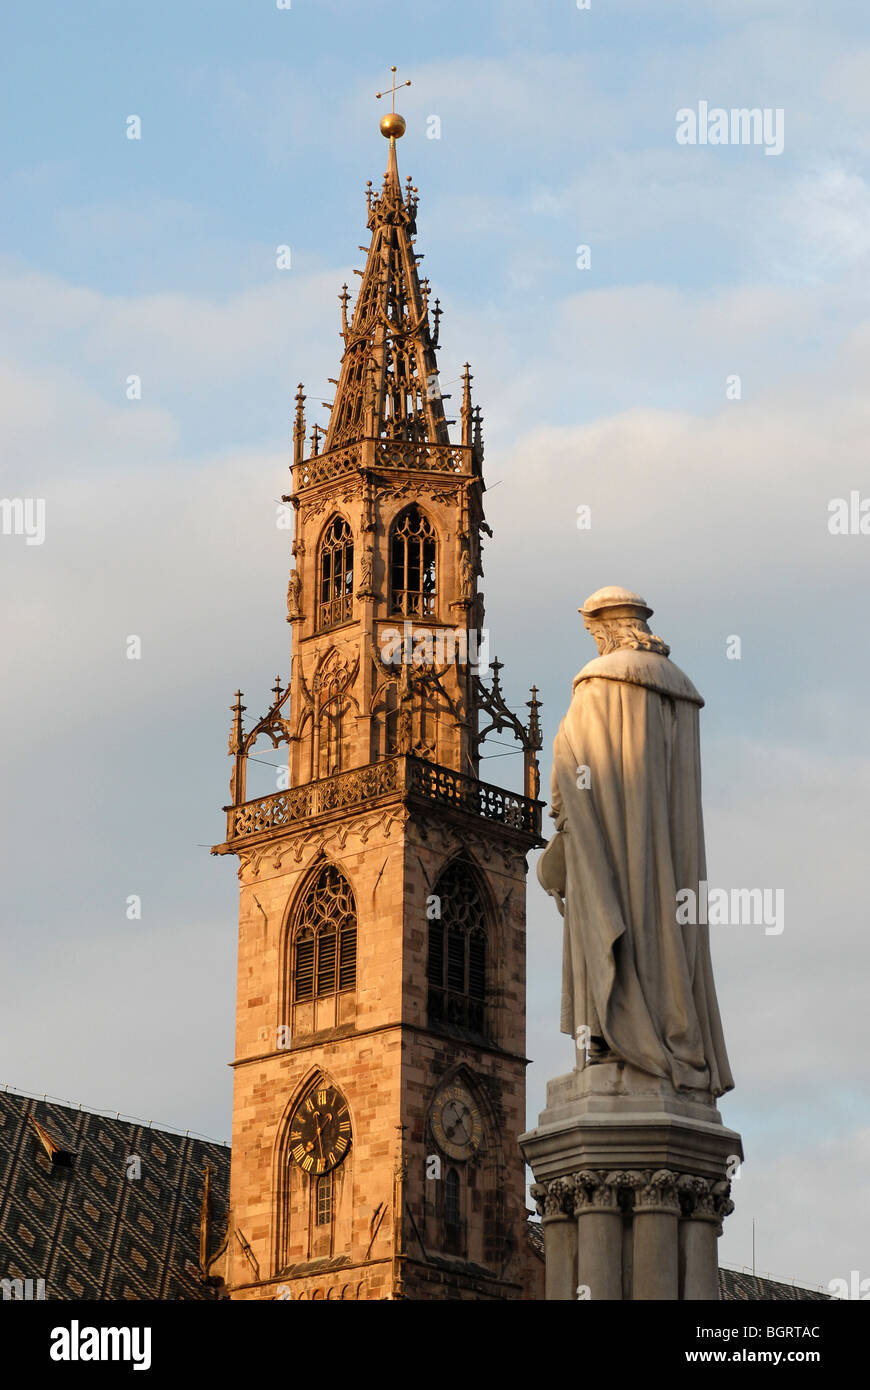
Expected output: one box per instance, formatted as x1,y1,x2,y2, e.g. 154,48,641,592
293,865,357,1002
426,860,487,1035
442,1166,464,1255
390,506,436,617
316,1171,333,1226
444,1168,461,1228
318,516,354,630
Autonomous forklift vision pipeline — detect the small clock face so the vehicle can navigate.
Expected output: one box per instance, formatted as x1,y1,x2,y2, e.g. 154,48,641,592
431,1085,483,1161
289,1086,351,1176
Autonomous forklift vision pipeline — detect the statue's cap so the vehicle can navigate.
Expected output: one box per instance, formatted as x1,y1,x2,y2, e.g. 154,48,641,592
579,586,653,620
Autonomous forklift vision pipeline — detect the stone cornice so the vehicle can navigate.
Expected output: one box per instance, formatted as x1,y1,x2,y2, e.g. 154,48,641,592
231,1018,530,1070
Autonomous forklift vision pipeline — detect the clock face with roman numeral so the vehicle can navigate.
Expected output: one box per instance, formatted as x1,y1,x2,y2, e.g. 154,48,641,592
431,1084,483,1161
288,1086,351,1176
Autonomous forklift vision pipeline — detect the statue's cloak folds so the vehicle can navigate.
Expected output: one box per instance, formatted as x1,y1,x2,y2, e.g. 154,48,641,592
538,648,734,1097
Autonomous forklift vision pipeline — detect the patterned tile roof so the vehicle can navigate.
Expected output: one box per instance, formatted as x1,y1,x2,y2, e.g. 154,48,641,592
0,1091,229,1301
718,1266,830,1301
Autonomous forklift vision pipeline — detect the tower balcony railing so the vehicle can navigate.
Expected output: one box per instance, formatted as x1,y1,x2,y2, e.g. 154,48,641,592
217,754,541,850
293,439,472,492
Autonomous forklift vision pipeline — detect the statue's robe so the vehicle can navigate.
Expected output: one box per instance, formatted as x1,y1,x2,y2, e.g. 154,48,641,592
538,647,734,1097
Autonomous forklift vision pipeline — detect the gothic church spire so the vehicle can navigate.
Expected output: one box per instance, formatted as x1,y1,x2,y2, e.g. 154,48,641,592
324,117,449,450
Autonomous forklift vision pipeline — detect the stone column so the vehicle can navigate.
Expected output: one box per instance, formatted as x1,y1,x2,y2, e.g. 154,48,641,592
532,1181,576,1301
678,1177,733,1300
630,1170,681,1300
574,1171,624,1301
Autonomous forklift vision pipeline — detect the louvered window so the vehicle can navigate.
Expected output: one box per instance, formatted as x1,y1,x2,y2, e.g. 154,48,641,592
339,926,356,991
316,932,337,995
468,932,486,1000
447,928,465,992
294,930,315,1001
426,860,488,1036
426,925,444,984
293,865,357,1001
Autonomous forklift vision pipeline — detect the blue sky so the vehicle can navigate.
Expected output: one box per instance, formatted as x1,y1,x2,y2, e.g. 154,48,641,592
2,0,870,1291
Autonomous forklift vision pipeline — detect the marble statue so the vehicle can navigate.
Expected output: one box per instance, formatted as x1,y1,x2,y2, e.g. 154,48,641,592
357,544,374,596
458,548,474,602
286,569,302,621
538,587,734,1098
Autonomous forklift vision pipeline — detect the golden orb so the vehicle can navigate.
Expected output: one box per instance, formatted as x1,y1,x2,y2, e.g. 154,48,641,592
379,111,406,139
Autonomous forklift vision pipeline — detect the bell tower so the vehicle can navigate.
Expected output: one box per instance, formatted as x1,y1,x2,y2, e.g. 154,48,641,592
213,83,543,1301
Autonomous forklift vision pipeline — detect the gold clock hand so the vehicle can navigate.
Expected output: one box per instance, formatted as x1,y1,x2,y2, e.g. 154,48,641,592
313,1114,326,1162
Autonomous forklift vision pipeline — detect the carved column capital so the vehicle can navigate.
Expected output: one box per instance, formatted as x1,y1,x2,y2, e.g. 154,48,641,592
677,1174,715,1220
531,1178,573,1221
572,1169,623,1215
674,1173,734,1232
629,1168,682,1216
712,1179,735,1226
538,1166,733,1224
530,1182,545,1218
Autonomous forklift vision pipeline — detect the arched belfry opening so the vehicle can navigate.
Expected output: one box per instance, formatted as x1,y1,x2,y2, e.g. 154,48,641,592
389,504,437,617
317,514,354,631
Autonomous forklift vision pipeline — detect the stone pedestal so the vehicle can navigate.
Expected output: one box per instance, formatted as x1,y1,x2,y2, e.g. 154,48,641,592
521,1061,741,1301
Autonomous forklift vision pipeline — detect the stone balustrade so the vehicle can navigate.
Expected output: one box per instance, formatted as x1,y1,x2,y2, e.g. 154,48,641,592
222,753,540,847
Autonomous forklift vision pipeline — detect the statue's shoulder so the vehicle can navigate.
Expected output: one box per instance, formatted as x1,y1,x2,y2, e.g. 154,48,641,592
572,649,704,707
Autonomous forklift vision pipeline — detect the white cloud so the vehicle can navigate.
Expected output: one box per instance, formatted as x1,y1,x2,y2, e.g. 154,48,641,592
0,267,346,398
